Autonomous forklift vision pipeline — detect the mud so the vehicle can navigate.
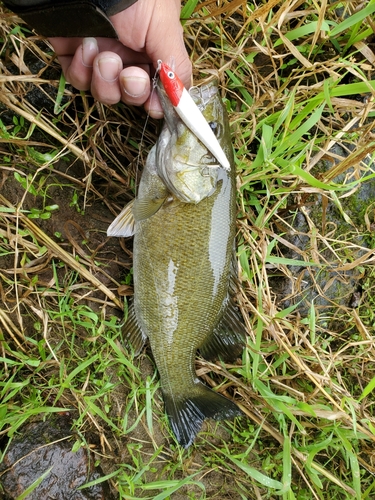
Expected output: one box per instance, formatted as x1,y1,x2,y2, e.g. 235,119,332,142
0,416,114,499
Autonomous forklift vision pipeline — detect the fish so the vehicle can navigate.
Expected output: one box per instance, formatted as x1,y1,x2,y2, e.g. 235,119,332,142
107,79,245,448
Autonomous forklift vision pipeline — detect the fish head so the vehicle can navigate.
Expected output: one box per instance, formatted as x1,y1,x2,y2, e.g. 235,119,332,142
156,80,231,203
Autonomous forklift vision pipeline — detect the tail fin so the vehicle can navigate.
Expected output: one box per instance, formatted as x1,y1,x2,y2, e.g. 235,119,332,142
163,382,243,448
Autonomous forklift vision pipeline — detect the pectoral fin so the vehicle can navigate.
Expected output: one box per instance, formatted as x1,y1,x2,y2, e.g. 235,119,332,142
132,196,167,221
199,300,246,362
107,200,136,237
107,194,167,237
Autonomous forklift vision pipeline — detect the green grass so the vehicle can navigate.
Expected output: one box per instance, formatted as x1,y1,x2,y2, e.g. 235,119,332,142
1,0,375,498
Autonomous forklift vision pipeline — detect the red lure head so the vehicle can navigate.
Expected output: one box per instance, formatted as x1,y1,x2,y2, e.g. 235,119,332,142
158,62,184,107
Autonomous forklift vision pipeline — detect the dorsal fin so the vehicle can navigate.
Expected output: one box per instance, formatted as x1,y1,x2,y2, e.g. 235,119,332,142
123,302,147,355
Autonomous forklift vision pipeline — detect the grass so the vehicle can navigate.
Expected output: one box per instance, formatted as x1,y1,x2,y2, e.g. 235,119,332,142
1,0,375,498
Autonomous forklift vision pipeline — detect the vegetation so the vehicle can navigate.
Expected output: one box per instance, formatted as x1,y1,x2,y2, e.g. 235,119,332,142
1,0,375,498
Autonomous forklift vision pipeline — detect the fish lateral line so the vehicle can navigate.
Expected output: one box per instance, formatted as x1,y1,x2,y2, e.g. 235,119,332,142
157,60,231,171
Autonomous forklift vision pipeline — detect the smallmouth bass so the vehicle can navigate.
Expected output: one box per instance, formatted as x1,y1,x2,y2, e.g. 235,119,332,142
108,80,245,448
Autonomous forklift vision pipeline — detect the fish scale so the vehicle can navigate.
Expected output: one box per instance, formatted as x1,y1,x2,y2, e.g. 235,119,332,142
134,191,232,363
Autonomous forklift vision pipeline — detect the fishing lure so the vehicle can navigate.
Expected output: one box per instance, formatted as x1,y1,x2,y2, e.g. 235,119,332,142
157,61,230,171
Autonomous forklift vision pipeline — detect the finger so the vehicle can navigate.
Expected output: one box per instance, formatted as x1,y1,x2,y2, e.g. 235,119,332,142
143,2,192,89
120,66,164,118
49,37,99,90
110,0,191,88
151,36,192,90
91,51,123,105
144,90,164,119
48,37,83,57
119,66,151,107
95,38,151,66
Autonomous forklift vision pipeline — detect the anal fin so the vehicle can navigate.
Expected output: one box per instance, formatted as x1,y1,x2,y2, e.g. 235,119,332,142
199,299,246,362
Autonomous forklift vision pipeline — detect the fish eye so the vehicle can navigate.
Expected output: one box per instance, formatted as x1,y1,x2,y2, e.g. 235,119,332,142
167,71,175,79
208,121,219,135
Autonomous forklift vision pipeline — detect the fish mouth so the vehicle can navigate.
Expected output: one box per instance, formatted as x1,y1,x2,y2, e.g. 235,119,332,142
156,79,220,140
156,80,223,203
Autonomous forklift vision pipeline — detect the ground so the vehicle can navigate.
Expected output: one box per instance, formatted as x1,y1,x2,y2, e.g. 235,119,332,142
1,1,375,499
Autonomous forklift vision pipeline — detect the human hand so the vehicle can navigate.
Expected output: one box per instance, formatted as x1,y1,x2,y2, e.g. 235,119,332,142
48,0,192,118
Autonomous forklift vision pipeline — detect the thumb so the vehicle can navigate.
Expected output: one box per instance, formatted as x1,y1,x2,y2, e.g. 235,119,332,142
149,34,192,89
145,3,192,89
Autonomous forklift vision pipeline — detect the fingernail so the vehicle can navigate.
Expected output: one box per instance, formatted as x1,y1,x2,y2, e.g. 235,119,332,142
122,76,148,98
149,108,164,119
97,57,121,82
82,37,98,67
147,93,164,119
